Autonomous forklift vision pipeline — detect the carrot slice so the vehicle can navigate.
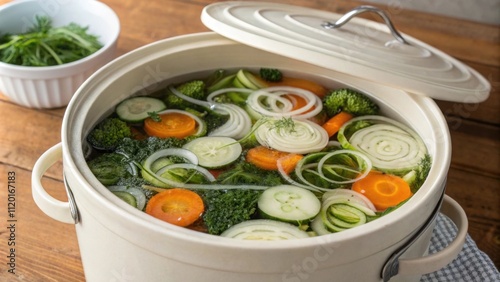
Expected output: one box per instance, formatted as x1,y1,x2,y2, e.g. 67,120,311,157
246,146,302,172
145,188,204,227
277,153,304,175
322,111,354,137
268,76,328,98
144,112,197,139
352,171,412,211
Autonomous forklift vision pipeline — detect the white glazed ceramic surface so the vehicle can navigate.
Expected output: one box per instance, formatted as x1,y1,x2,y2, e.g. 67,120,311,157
0,0,120,108
30,32,468,282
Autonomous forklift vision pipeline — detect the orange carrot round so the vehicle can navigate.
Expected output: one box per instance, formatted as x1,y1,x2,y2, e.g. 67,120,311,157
268,76,328,98
352,171,412,211
285,93,319,115
144,112,197,139
277,153,304,175
322,111,354,137
145,188,204,227
246,146,302,172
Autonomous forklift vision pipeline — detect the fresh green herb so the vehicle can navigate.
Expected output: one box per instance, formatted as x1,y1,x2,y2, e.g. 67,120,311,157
0,16,103,66
271,117,296,133
147,111,162,122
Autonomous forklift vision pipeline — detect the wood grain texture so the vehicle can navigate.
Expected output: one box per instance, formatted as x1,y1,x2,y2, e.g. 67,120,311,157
0,0,498,280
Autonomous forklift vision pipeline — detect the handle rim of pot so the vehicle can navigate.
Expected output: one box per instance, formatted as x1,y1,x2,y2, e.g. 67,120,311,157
382,194,468,280
32,143,78,224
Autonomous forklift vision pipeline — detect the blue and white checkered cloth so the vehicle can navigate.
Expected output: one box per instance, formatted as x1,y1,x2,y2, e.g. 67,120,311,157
420,214,500,282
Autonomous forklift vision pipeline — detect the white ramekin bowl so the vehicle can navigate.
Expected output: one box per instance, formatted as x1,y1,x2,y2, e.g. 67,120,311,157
0,0,120,108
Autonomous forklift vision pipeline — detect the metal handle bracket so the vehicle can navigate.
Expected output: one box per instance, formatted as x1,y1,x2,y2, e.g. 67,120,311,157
322,5,410,45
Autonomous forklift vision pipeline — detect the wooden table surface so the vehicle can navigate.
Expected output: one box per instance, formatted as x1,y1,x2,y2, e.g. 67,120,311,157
0,0,498,280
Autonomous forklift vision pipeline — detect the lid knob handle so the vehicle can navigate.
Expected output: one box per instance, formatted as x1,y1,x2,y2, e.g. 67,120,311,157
322,5,410,45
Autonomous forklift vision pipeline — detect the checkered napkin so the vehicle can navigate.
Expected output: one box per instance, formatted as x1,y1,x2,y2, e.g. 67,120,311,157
420,214,500,282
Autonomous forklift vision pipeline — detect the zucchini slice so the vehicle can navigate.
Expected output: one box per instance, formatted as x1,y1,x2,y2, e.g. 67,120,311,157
258,185,321,225
182,136,241,169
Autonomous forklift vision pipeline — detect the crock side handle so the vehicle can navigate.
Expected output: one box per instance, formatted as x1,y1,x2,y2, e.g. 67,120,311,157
32,143,78,224
382,195,468,281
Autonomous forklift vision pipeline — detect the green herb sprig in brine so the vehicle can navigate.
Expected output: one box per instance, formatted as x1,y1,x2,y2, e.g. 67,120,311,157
0,16,103,66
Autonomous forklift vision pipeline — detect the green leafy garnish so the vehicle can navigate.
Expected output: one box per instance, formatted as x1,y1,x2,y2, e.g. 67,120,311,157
147,111,162,122
271,117,296,133
0,16,103,66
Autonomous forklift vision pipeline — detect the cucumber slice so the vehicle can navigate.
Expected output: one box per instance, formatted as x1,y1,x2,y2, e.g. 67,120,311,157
116,97,166,123
235,69,267,90
232,76,247,89
258,185,321,225
182,136,241,169
112,191,137,208
221,219,309,240
207,74,236,93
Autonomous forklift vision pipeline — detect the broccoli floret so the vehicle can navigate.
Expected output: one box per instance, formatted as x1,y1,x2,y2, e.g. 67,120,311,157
115,136,187,164
323,88,379,117
87,117,132,151
205,110,229,133
217,160,284,187
199,189,261,235
165,80,206,110
259,68,282,82
403,154,432,193
176,80,206,99
87,153,129,185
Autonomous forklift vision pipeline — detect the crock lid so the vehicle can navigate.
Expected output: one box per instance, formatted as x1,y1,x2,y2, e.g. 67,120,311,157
201,1,490,102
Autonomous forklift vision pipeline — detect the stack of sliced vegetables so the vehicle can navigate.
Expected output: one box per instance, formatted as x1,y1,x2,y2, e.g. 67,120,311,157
85,68,431,240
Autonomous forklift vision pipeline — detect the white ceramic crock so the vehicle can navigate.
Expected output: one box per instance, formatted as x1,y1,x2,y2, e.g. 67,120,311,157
32,31,469,282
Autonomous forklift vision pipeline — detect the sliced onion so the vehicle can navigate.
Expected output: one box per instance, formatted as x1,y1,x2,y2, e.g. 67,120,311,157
156,163,216,182
255,118,329,154
143,148,199,169
246,86,323,120
322,189,376,213
319,189,376,233
277,160,323,193
126,162,139,177
141,149,268,190
338,115,427,173
316,150,372,185
310,215,331,236
171,85,253,140
208,103,252,140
